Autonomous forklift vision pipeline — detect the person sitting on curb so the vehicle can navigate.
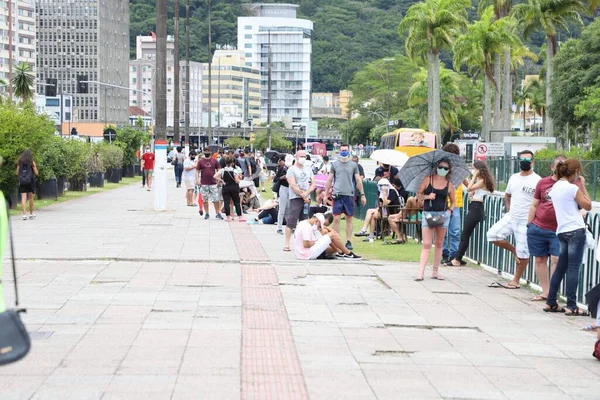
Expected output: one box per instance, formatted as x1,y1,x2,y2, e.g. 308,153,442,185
294,213,361,260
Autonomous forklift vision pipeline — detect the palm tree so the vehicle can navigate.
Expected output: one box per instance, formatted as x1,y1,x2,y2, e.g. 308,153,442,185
514,79,540,131
453,7,521,141
529,82,546,133
12,62,34,102
399,0,471,136
512,0,588,138
408,66,464,134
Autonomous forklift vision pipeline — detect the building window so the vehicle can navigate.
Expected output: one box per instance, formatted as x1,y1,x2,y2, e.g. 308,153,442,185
245,34,252,39
65,112,71,121
245,53,252,58
244,43,252,48
132,78,136,84
244,25,252,30
65,99,71,107
45,98,59,107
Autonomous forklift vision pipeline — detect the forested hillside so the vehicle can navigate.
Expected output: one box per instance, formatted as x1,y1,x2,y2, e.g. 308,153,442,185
129,0,411,92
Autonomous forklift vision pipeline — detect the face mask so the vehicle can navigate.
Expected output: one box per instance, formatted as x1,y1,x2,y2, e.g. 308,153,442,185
472,169,477,176
382,164,390,170
190,156,196,160
520,161,532,171
340,151,349,158
437,167,449,177
297,157,306,165
204,153,211,158
312,223,319,231
145,149,151,153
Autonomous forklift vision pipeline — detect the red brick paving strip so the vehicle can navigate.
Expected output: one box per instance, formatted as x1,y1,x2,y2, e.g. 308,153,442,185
231,223,309,399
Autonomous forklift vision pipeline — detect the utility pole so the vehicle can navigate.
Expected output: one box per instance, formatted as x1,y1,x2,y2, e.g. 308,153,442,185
154,0,168,210
173,0,181,145
207,0,213,144
267,30,273,150
217,57,221,128
185,0,190,149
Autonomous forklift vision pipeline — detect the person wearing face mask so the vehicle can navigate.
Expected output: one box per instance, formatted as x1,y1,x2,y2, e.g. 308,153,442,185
487,150,541,289
323,144,366,250
196,147,222,219
141,146,155,191
374,163,398,183
544,159,592,315
183,151,198,206
273,154,292,235
415,160,456,281
294,213,361,260
284,150,315,252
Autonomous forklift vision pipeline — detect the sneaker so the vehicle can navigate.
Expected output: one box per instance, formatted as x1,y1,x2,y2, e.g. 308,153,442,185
239,217,247,223
215,214,224,220
226,216,232,222
276,229,283,235
354,230,368,237
335,252,345,259
362,235,374,242
28,214,36,220
344,252,362,260
199,209,204,216
204,214,209,220
345,241,353,251
22,215,28,220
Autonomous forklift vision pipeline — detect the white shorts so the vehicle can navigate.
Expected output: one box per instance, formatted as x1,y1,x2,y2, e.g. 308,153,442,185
487,213,529,258
309,235,332,260
184,179,195,190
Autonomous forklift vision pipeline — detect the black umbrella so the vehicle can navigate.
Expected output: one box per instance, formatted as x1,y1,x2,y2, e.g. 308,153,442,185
585,283,600,319
398,150,470,193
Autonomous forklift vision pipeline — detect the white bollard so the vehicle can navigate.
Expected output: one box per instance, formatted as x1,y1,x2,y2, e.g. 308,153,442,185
154,140,168,211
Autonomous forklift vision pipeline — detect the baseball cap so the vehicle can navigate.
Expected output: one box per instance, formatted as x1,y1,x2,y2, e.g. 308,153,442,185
314,213,325,227
377,178,390,186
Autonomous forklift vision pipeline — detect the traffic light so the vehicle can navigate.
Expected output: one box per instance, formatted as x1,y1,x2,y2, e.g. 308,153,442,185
45,78,57,97
77,75,88,94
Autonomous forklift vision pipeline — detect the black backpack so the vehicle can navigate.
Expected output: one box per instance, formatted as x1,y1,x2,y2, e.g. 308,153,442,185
18,164,32,186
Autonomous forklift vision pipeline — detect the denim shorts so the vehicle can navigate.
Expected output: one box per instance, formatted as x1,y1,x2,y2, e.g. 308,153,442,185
527,223,560,257
332,195,355,217
422,210,450,229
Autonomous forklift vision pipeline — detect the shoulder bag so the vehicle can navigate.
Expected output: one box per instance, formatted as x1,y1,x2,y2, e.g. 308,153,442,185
424,176,448,228
0,213,31,366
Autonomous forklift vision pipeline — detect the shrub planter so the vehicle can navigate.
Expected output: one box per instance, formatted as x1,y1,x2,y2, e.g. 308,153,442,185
37,179,58,200
8,192,18,209
57,176,66,197
106,168,121,184
122,165,136,178
134,164,141,176
88,172,105,188
69,178,87,192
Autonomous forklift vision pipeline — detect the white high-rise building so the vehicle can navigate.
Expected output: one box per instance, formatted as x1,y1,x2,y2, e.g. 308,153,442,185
129,34,203,127
237,3,312,123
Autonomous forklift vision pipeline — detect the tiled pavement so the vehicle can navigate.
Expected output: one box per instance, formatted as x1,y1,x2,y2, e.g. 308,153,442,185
1,175,599,399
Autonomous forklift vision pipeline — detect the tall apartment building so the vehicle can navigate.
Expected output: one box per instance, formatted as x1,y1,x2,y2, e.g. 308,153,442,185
202,46,261,128
129,34,203,127
36,0,129,124
0,0,36,94
237,3,312,123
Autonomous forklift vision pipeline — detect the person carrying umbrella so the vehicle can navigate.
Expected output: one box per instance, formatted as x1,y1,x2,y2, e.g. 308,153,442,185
398,150,469,281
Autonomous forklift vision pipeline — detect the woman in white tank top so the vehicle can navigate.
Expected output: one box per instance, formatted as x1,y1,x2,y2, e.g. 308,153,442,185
446,160,495,267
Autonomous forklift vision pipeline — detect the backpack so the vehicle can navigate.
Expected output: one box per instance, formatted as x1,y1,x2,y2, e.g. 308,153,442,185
18,164,32,186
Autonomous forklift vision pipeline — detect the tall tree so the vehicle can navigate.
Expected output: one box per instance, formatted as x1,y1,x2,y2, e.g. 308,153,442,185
155,0,167,142
12,62,34,103
512,0,588,139
453,7,521,141
399,0,470,136
173,0,181,144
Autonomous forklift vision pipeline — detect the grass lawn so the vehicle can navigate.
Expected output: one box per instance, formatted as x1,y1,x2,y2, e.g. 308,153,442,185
343,219,422,262
9,177,139,215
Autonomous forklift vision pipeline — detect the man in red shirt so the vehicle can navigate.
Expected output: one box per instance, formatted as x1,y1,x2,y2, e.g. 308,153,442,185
196,147,222,219
527,155,565,301
141,146,155,191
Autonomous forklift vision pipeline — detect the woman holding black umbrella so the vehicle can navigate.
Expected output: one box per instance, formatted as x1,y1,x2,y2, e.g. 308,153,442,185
415,159,456,281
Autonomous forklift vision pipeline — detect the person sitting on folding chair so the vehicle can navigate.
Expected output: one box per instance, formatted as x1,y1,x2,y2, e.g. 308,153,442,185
354,178,403,242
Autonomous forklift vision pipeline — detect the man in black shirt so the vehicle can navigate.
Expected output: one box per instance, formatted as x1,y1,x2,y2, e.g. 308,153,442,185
374,163,398,183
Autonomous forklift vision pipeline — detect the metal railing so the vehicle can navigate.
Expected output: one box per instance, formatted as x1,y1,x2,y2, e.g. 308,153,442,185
356,180,600,305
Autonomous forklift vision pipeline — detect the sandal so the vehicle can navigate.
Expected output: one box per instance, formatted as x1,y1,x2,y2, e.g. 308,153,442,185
354,231,369,237
531,295,547,301
431,267,444,280
543,304,565,313
283,246,291,252
414,278,424,282
382,240,404,245
565,307,590,317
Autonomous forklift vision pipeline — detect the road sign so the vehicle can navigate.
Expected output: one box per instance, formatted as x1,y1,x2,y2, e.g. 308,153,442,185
307,121,318,139
476,142,504,157
103,128,117,142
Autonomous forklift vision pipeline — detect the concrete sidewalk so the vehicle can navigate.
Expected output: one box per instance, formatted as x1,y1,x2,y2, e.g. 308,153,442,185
1,176,599,400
